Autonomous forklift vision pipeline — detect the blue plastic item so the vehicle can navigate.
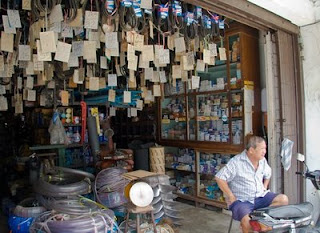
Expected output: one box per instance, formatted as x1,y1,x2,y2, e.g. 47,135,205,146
8,214,33,233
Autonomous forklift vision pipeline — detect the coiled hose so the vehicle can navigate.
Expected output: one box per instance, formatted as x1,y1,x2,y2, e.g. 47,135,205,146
33,166,95,197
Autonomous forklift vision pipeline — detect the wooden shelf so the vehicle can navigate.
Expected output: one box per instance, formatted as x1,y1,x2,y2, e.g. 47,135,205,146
30,144,83,150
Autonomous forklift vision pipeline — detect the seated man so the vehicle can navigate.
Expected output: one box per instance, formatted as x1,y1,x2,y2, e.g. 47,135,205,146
215,136,289,233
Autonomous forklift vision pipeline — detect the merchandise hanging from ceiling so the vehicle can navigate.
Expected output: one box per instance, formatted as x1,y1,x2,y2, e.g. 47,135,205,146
0,0,227,118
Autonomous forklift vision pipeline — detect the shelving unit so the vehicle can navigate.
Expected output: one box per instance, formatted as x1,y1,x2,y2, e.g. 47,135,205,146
159,23,261,208
164,146,235,209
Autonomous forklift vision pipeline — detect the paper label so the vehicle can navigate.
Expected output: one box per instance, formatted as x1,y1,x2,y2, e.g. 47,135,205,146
108,89,116,102
141,0,152,9
128,55,138,71
83,41,96,61
142,45,154,62
0,96,8,111
100,56,107,69
158,48,170,64
153,84,161,96
110,107,116,116
26,76,34,89
84,11,99,30
131,108,137,117
175,37,186,54
144,68,153,81
68,9,83,27
196,59,205,72
89,77,100,90
49,4,63,23
99,77,106,89
219,47,227,61
159,71,167,83
22,0,31,10
192,75,200,89
209,43,217,56
136,99,143,110
40,31,57,53
7,10,22,28
27,89,36,101
172,65,181,79
108,74,117,87
123,91,131,103
60,90,69,106
72,41,84,57
3,15,16,34
105,32,118,49
61,22,73,38
33,54,44,71
36,40,52,61
1,32,14,53
134,34,144,51
54,41,72,63
68,52,79,67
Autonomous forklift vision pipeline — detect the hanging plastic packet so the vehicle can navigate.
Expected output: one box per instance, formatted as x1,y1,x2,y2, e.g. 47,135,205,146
121,0,133,8
145,9,152,15
185,12,195,26
203,15,211,29
212,14,219,25
195,6,202,19
133,0,142,17
219,18,225,29
106,0,115,13
173,0,182,17
159,3,169,19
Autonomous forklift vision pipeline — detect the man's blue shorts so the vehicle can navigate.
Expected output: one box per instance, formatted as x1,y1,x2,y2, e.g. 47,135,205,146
229,192,278,221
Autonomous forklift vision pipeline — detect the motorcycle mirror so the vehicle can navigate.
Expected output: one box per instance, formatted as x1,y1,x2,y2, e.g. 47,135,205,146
296,153,305,162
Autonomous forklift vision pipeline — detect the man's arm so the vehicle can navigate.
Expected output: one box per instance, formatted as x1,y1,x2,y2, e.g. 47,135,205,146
263,179,270,190
215,177,237,206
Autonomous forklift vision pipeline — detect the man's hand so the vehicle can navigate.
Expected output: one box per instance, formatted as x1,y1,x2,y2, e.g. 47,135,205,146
226,194,237,207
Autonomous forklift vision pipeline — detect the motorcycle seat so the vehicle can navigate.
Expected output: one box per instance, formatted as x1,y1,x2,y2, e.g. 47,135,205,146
253,202,313,219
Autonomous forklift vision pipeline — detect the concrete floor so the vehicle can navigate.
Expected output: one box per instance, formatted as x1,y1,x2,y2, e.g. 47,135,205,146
178,203,240,233
0,202,240,233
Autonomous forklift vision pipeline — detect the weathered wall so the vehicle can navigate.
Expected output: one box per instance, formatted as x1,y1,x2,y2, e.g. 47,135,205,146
300,22,320,223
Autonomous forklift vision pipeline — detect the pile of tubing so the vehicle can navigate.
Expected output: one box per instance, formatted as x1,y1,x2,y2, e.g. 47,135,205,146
33,167,95,197
29,197,118,233
94,167,129,208
9,197,46,233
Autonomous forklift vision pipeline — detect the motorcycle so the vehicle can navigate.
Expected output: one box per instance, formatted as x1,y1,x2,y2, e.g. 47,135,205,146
249,154,320,232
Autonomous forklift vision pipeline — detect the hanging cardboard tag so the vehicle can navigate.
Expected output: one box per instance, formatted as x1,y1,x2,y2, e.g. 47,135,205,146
26,76,34,89
131,108,137,117
110,107,116,116
153,84,161,97
68,9,83,27
60,90,69,106
141,0,152,9
47,80,55,89
196,59,205,72
49,4,63,23
7,10,22,28
27,89,36,101
174,37,186,54
136,99,143,110
61,22,73,38
17,77,23,89
192,75,200,89
139,54,149,69
108,74,117,87
172,65,181,79
144,68,153,81
159,71,167,83
99,77,106,89
83,41,96,61
134,34,144,51
40,31,56,53
72,41,84,57
108,89,116,102
1,32,14,53
84,11,99,30
219,47,227,61
54,41,72,63
105,32,118,49
22,0,31,10
0,96,8,111
128,55,138,71
127,44,135,61
152,71,160,82
33,54,44,71
36,40,52,61
73,69,83,84
0,55,4,71
168,35,175,51
158,48,170,64
209,43,217,56
142,45,154,62
181,70,188,82
0,85,6,95
100,56,107,69
129,70,136,88
149,20,154,39
68,52,79,67
124,91,131,103
89,77,100,90
2,15,16,34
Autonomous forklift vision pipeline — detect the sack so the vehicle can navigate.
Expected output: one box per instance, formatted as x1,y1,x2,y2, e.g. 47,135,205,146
48,111,68,145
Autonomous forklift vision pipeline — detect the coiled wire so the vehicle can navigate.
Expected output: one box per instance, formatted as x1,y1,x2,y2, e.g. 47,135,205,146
33,166,95,197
